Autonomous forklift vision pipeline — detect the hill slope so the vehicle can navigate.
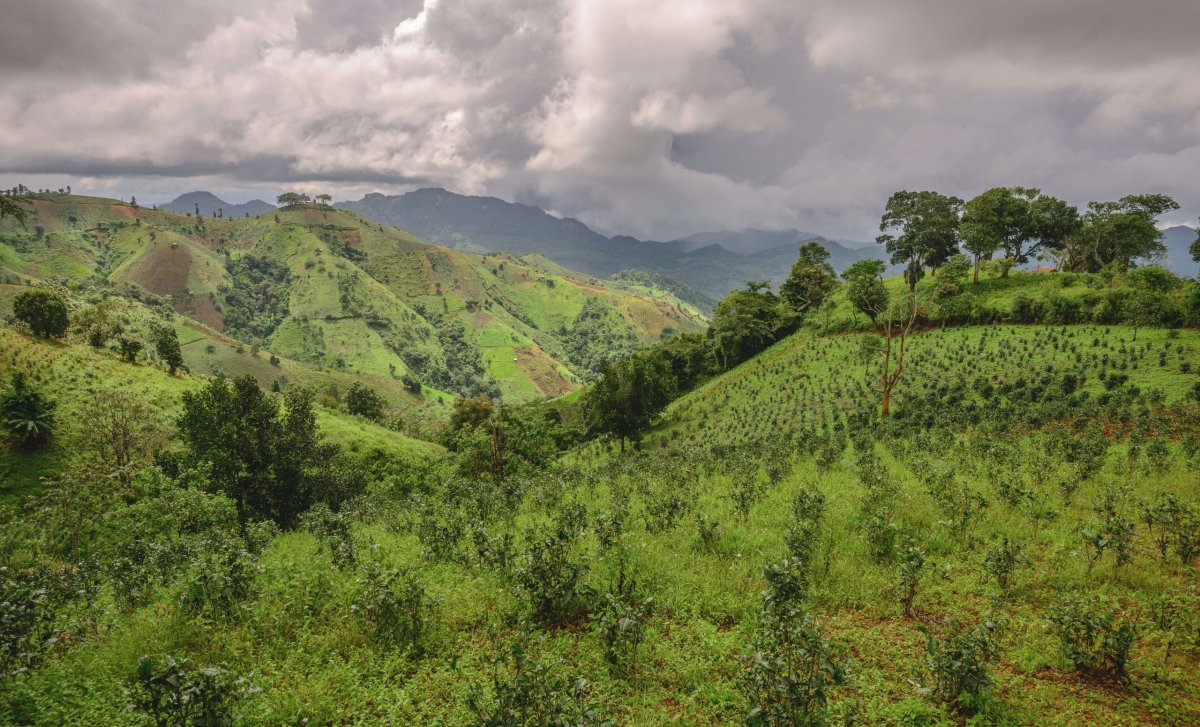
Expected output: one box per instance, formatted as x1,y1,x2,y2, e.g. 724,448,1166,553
0,193,704,402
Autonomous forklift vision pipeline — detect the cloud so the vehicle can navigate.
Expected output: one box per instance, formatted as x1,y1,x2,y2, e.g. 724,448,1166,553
0,0,1197,240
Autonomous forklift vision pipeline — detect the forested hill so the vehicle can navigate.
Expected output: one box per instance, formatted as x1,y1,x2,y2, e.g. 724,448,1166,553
0,193,703,404
338,187,886,304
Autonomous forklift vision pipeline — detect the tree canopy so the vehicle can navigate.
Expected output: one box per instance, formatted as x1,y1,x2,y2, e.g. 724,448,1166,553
876,191,963,290
780,242,838,317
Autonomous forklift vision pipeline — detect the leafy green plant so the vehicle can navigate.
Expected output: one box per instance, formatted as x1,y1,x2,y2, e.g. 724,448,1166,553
302,502,356,569
128,655,255,726
0,372,56,449
595,562,651,676
467,639,610,727
897,541,925,618
919,617,1001,715
353,558,437,655
180,537,260,617
1047,595,1139,680
516,522,592,626
740,606,849,726
983,536,1026,593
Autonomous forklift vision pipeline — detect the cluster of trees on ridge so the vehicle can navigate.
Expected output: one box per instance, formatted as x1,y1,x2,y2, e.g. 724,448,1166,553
583,187,1200,449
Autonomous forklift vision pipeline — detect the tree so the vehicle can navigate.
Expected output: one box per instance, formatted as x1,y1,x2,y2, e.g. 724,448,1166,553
1189,223,1200,270
315,193,333,207
0,193,29,226
877,191,963,290
842,259,889,327
583,351,675,452
345,381,385,421
177,376,350,526
153,325,184,375
72,299,123,348
1070,194,1180,272
780,242,837,318
877,292,923,420
75,389,164,488
118,334,144,363
706,282,788,370
13,290,70,338
0,373,56,449
276,192,311,208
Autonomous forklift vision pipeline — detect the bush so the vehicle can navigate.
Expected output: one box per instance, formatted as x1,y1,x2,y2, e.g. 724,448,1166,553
128,655,255,726
302,502,356,569
595,563,651,675
0,373,56,449
920,618,1001,714
1047,595,1138,680
345,381,385,421
12,289,69,338
180,537,261,617
353,558,437,655
467,639,609,727
740,606,849,726
516,521,592,626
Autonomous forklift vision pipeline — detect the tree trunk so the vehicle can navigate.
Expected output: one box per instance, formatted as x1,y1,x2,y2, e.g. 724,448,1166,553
973,255,980,286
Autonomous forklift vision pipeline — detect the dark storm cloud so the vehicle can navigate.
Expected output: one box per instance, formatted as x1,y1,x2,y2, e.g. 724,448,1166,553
1,0,1197,239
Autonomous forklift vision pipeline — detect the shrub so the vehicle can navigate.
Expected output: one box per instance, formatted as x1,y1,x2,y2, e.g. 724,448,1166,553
897,541,925,618
353,559,437,655
0,373,56,449
1047,595,1139,680
595,563,651,675
740,606,849,726
128,655,255,726
302,503,356,569
345,381,385,421
983,536,1025,593
516,522,592,626
12,289,69,338
467,639,609,727
920,618,1001,714
0,565,84,678
180,537,260,617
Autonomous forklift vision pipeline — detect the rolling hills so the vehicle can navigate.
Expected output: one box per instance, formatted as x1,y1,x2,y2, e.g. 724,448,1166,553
338,187,887,306
0,193,704,403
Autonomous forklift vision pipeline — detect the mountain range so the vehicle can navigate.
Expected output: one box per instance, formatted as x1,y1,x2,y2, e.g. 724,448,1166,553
338,188,887,307
159,191,276,219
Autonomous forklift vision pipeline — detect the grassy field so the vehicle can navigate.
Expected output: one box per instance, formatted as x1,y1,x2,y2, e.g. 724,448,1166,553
3,316,1199,724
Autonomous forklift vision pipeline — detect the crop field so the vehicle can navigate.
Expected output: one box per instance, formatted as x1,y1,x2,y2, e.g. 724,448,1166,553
659,324,1200,449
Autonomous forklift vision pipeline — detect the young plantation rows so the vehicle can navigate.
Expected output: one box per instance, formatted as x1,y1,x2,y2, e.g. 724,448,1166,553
660,325,1200,449
2,320,1199,725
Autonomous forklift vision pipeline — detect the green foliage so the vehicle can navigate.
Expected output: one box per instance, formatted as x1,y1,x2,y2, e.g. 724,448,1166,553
740,606,849,727
982,536,1025,593
595,562,651,675
129,655,255,726
842,260,889,324
344,381,385,421
877,191,963,290
0,373,56,449
583,350,675,449
706,282,790,370
176,375,359,527
153,325,184,375
221,254,292,344
896,540,925,618
13,290,70,339
919,618,1001,714
352,558,437,655
467,639,610,727
780,242,838,318
1047,595,1139,680
564,299,644,380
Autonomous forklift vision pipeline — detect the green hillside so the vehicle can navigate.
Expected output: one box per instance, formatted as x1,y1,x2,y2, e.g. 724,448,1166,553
0,194,705,404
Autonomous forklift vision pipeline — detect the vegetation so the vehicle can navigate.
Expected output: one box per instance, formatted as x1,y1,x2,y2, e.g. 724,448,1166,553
0,186,1199,725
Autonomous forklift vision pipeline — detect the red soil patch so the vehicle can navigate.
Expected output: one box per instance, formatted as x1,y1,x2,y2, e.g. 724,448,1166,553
186,293,225,330
514,346,576,397
129,243,192,298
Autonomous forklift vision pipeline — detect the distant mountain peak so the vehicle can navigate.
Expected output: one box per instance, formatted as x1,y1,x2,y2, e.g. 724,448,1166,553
160,191,276,218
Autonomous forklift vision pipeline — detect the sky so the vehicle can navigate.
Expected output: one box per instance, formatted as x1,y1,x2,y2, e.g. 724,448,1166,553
1,0,1198,241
